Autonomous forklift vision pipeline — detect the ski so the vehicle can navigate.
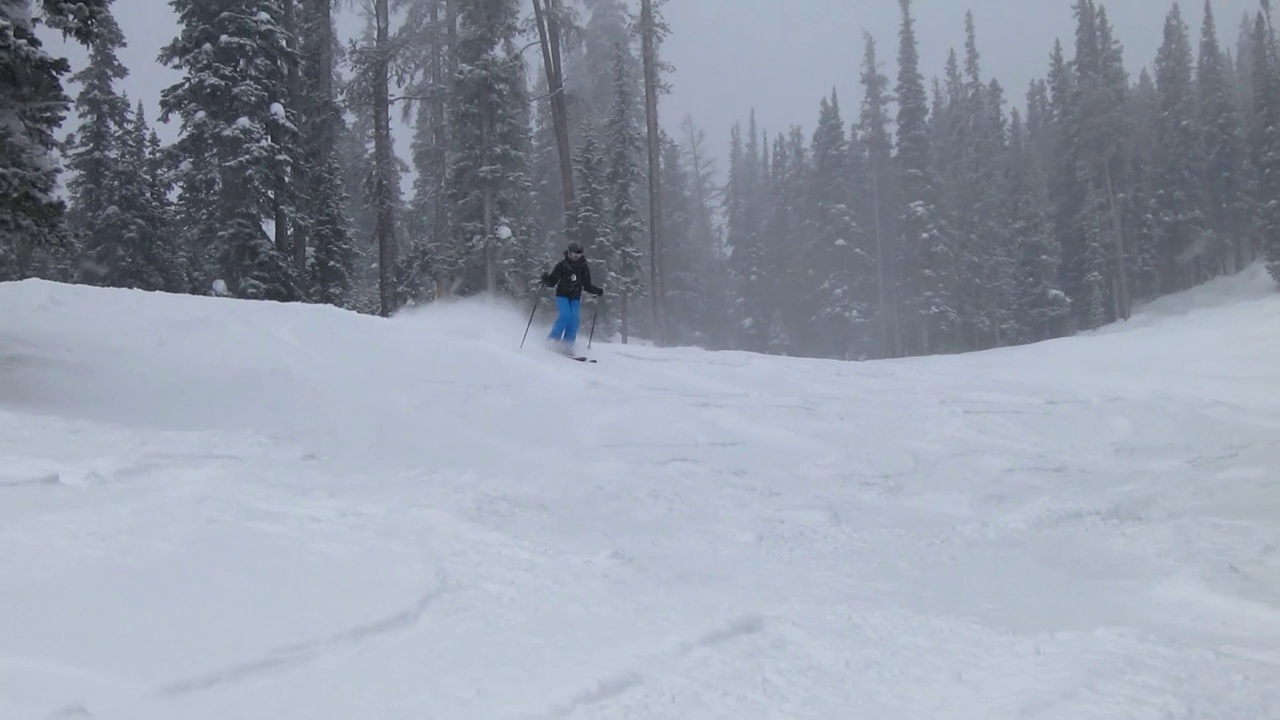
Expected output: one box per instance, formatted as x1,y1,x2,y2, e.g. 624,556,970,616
568,356,596,363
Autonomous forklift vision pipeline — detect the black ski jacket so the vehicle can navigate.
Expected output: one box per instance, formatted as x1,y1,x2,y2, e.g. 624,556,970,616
542,254,603,299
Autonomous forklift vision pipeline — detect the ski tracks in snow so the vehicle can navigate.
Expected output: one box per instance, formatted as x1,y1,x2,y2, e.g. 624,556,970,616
154,581,448,700
526,614,769,720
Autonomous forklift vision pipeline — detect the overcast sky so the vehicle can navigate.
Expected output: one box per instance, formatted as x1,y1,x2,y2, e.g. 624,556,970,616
44,0,1262,180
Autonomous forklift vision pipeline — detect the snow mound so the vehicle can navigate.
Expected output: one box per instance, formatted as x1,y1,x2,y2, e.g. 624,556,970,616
1103,261,1277,331
1,272,1278,720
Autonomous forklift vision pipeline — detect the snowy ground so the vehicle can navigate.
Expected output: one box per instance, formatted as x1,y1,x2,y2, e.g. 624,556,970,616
2,266,1279,720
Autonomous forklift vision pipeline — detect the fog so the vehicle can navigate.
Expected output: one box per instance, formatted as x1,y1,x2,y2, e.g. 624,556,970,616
663,0,1259,155
46,0,1262,178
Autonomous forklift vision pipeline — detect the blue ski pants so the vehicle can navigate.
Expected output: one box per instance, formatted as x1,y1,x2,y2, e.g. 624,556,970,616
548,296,581,344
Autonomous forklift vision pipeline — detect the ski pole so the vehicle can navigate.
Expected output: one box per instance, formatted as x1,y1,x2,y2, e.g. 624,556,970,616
520,295,538,348
587,298,599,349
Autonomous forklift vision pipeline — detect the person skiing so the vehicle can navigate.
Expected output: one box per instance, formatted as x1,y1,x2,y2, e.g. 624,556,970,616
541,241,603,353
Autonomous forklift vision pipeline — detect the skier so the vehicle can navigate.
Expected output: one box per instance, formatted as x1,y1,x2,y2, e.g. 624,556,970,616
541,241,604,354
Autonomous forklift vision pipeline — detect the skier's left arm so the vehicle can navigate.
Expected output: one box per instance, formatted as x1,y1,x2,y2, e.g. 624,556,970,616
541,262,561,287
584,263,604,296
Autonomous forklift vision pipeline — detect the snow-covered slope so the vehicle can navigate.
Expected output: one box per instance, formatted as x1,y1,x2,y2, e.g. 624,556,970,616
2,267,1278,720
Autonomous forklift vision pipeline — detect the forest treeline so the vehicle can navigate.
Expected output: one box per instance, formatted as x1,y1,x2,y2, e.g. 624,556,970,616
3,0,1277,360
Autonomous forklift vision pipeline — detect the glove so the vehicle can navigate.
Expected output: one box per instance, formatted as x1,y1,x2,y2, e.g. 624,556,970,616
590,287,604,297
540,272,551,286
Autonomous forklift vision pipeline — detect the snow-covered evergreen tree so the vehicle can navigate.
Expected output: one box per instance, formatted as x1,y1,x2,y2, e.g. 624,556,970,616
1009,105,1069,341
1249,8,1280,284
300,0,356,307
603,43,646,341
572,123,612,266
397,0,452,303
677,115,730,349
98,101,185,291
0,0,112,279
660,133,705,345
1152,3,1207,291
724,115,769,352
63,5,127,246
975,78,1019,347
1197,0,1252,274
807,91,871,359
755,128,801,354
158,0,299,300
1044,39,1083,333
444,0,531,294
565,0,635,137
1125,68,1162,301
1064,2,1133,327
856,32,898,358
335,51,387,312
895,0,954,355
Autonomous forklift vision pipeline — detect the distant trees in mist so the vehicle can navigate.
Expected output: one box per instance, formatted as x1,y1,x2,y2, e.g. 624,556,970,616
719,0,1280,358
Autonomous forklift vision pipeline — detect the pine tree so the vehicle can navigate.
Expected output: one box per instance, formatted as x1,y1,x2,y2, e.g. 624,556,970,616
95,101,185,291
63,6,127,246
1127,68,1163,301
1198,0,1252,274
637,0,671,343
857,32,897,358
604,43,646,341
755,127,801,354
334,94,380,310
302,0,356,307
1250,8,1280,283
807,91,871,358
678,115,730,348
774,128,815,353
567,0,635,136
445,0,531,294
724,115,768,351
0,0,112,278
1096,8,1134,321
1046,38,1083,333
1009,105,1069,341
1152,2,1207,291
1065,2,1134,327
528,74,565,261
976,78,1019,347
158,0,300,300
895,0,954,355
308,154,358,307
572,124,612,262
398,0,453,303
661,133,709,345
944,13,1016,350
531,0,575,230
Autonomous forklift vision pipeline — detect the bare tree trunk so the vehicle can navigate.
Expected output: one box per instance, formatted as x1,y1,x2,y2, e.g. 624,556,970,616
316,0,334,187
640,0,666,345
621,294,630,343
482,101,496,292
1105,163,1130,320
531,0,574,221
447,0,458,81
373,0,397,316
682,116,731,347
273,177,289,257
430,0,448,251
271,0,292,272
283,0,307,283
680,116,715,252
870,157,897,357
